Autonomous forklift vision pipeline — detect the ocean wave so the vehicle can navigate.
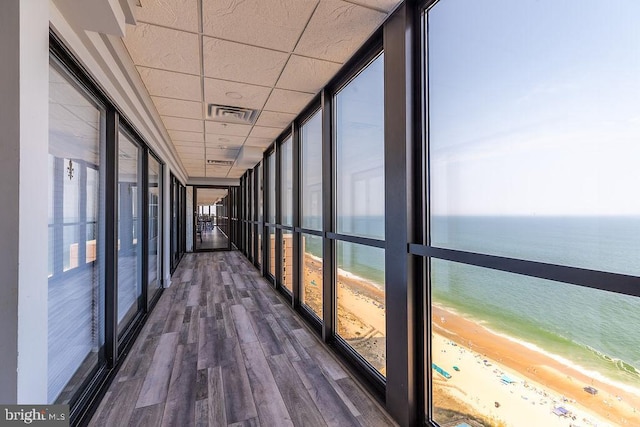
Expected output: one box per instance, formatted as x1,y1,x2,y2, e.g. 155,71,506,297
485,327,640,396
585,345,640,379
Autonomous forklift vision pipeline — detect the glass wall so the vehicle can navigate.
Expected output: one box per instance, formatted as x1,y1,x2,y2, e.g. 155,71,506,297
256,162,263,268
334,53,386,375
281,136,293,226
48,62,105,404
117,130,143,334
425,1,640,426
267,152,276,278
148,155,162,303
300,110,323,318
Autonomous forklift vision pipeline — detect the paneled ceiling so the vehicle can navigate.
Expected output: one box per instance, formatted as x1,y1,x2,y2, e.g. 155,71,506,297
124,0,401,180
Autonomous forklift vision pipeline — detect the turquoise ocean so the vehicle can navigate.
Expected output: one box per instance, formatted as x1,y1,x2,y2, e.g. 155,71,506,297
306,216,640,392
431,216,640,392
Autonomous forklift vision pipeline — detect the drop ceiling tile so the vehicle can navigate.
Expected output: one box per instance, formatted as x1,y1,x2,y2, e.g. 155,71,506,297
295,0,385,63
182,161,205,168
255,111,296,129
202,0,318,52
344,0,401,12
173,140,202,148
134,0,199,32
205,134,246,147
244,137,274,148
276,55,341,93
203,37,288,87
138,67,201,101
178,151,205,160
176,145,205,155
187,168,205,176
205,122,252,137
205,148,239,160
204,78,271,110
152,97,203,120
249,126,281,139
169,130,204,142
162,116,203,132
264,89,315,115
124,23,200,74
206,166,231,177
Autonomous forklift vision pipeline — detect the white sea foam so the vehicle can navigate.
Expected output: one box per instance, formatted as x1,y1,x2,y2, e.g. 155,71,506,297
435,304,640,397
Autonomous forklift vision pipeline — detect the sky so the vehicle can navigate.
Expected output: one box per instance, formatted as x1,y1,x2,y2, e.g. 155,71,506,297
428,0,640,216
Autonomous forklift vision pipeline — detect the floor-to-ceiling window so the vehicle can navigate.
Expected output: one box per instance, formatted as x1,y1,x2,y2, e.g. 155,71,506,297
117,129,143,335
148,154,162,304
300,109,323,319
280,135,293,293
422,1,640,426
333,53,386,376
267,151,276,280
256,161,263,269
48,60,106,405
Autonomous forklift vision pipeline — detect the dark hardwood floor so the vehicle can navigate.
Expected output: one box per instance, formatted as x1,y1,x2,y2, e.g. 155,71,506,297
89,251,396,427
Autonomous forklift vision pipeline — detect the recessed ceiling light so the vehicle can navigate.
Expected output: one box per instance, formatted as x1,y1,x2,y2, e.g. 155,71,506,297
219,138,230,142
218,145,228,149
225,91,242,99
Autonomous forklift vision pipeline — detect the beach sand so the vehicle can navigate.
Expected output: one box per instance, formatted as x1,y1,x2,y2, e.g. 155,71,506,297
302,252,386,375
432,305,640,426
300,251,640,426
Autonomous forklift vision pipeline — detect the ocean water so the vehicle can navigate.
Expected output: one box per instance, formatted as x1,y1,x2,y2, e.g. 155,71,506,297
304,215,640,390
431,216,640,392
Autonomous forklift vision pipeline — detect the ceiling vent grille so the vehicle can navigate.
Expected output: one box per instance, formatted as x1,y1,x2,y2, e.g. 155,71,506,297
206,159,234,166
207,104,258,125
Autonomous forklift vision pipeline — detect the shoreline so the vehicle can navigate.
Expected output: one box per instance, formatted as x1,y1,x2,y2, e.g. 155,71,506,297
432,304,640,426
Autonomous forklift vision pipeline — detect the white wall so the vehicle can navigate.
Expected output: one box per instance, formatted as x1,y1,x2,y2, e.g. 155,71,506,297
0,0,49,404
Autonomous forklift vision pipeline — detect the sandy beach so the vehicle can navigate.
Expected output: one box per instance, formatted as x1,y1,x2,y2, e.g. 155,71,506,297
302,252,387,375
432,304,640,426
300,250,640,426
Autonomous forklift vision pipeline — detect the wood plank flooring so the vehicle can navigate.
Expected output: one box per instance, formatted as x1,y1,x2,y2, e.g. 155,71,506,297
90,251,396,427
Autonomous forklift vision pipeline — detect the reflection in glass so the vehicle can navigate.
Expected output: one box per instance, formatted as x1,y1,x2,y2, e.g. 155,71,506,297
301,233,322,318
148,156,162,302
335,54,385,240
268,153,276,224
268,227,276,277
430,259,640,427
48,64,105,403
428,0,640,276
281,230,293,292
336,241,385,375
117,131,142,334
302,110,322,231
281,137,293,226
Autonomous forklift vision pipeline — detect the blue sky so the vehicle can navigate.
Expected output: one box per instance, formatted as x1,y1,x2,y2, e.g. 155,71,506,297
428,0,640,215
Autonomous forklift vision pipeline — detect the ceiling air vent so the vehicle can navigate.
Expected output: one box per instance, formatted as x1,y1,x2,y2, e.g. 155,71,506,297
206,159,234,166
207,104,258,125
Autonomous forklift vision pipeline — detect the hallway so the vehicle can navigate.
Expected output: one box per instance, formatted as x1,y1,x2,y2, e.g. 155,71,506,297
90,252,395,426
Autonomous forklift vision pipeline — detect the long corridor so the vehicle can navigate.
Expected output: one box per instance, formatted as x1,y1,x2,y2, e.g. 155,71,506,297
90,252,395,426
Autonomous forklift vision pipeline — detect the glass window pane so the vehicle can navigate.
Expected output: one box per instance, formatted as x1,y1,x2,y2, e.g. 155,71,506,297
268,227,276,277
336,241,385,375
428,0,640,275
281,137,293,226
282,230,293,292
301,233,322,318
268,153,276,224
48,64,105,403
148,156,162,302
335,54,385,240
430,258,640,426
302,110,322,231
257,162,263,223
117,131,142,333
